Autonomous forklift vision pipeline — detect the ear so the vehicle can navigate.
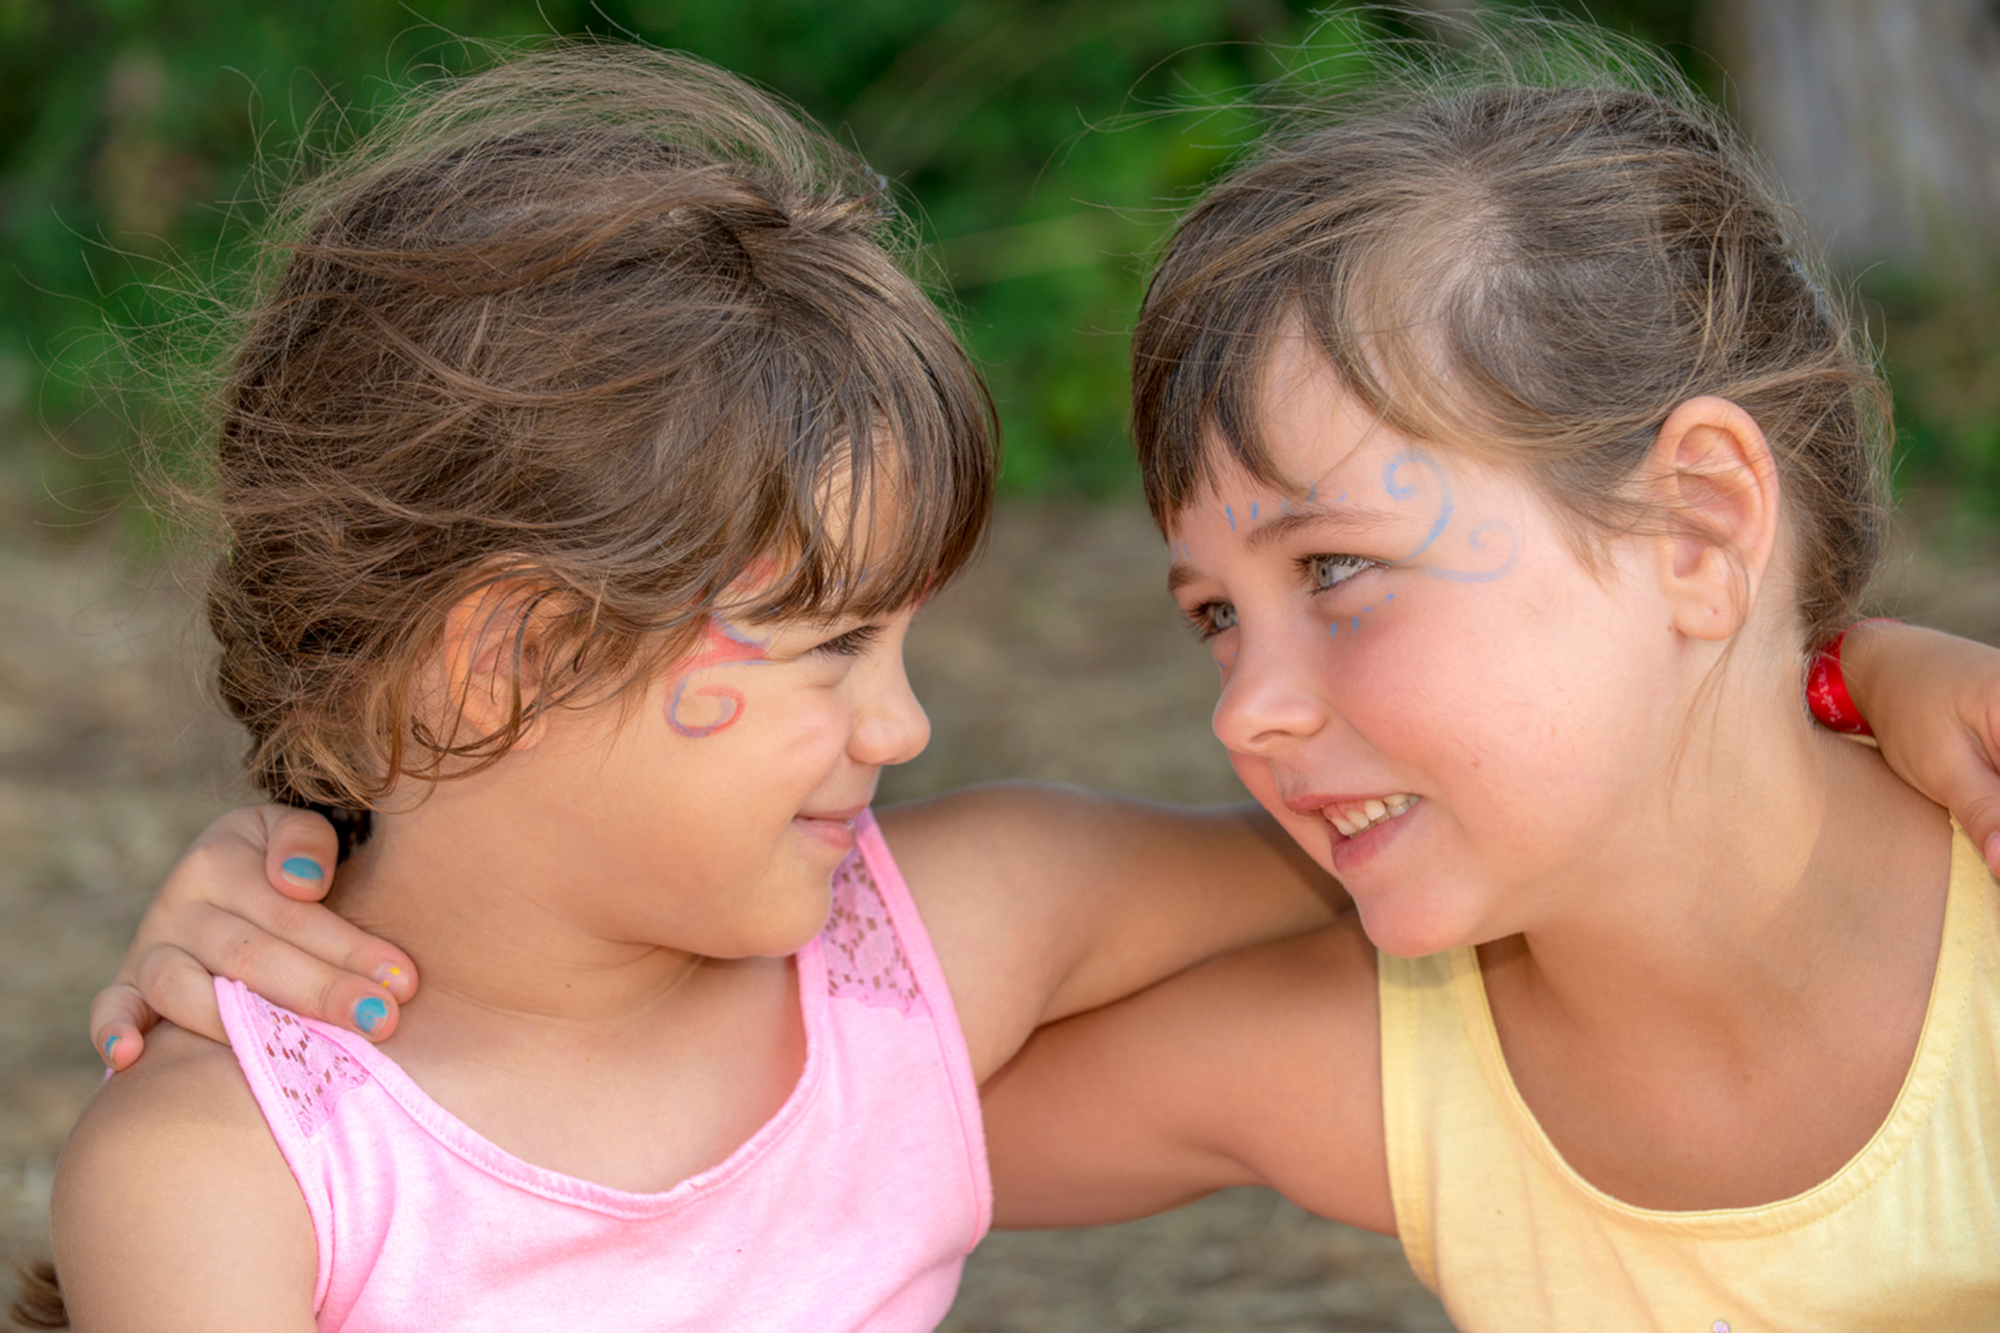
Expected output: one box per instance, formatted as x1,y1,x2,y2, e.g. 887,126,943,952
435,578,561,750
1647,396,1783,643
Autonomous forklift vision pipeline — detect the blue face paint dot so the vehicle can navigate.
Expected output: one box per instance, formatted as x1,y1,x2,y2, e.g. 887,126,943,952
1329,622,1338,636
1363,606,1372,614
1225,505,1236,531
1250,502,1259,521
1352,617,1361,632
1337,491,1348,503
281,855,324,883
1385,593,1394,601
354,996,389,1035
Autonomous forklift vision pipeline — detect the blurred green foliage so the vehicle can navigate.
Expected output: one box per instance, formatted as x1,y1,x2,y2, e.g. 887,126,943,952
2,0,1320,520
10,0,1983,531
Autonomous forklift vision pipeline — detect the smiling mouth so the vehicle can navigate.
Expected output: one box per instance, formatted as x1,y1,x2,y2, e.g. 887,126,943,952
1327,794,1419,839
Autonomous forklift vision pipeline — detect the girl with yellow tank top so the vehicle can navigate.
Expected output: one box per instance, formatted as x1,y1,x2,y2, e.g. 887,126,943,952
977,20,2000,1331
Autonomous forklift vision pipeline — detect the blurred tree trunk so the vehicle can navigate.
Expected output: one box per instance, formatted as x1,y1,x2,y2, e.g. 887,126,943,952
1713,0,2000,269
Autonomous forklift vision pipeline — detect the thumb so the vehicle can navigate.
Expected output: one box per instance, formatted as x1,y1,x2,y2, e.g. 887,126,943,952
1960,795,2000,878
260,806,345,902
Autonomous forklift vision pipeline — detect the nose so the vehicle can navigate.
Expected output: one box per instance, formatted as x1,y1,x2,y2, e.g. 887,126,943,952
851,647,932,768
1209,623,1329,757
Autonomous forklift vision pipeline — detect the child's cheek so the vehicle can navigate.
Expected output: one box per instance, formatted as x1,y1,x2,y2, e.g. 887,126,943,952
1323,588,1399,643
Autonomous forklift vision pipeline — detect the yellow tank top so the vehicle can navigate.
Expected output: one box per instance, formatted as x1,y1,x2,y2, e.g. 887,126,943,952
1379,827,2000,1331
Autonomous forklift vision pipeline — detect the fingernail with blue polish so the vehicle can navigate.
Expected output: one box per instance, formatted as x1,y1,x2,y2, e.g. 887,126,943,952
354,996,388,1035
281,856,324,885
103,1033,120,1063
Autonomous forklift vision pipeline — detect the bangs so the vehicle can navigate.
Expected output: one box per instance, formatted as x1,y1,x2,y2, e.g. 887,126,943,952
670,258,996,629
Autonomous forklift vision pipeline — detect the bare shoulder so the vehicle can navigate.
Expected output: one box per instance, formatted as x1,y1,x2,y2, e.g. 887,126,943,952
879,783,1343,1080
53,1025,318,1331
876,780,1152,897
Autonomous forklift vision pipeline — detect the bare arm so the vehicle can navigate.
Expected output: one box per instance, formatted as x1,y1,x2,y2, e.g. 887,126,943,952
52,1026,319,1331
978,917,1393,1234
878,783,1348,1080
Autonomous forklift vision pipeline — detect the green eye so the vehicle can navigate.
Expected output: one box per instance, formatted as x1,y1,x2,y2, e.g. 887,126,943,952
1187,601,1237,639
1309,554,1376,591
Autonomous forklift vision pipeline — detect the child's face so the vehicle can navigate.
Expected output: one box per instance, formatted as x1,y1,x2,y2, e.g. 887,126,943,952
1165,335,1678,957
514,599,930,960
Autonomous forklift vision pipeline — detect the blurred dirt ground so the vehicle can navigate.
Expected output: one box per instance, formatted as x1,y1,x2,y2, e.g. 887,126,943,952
3,496,1995,1329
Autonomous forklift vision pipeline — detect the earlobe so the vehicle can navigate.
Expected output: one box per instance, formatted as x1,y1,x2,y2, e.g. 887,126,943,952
1647,396,1783,643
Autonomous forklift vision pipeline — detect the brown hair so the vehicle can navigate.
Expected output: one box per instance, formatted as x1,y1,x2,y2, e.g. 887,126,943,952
194,42,995,808
1132,20,1888,648
7,1259,64,1328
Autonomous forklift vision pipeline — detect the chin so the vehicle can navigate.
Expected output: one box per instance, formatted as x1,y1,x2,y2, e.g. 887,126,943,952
1351,885,1487,960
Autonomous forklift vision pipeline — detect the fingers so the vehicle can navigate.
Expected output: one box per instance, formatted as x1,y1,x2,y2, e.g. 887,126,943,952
212,807,418,998
89,983,157,1071
259,805,345,901
175,903,405,1042
134,945,232,1044
1945,784,2000,876
111,802,416,1051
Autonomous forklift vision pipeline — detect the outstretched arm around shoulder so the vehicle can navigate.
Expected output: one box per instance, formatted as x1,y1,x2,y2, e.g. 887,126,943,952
51,1026,318,1332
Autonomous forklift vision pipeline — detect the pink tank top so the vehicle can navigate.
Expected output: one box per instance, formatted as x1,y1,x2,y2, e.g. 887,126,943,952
214,812,991,1332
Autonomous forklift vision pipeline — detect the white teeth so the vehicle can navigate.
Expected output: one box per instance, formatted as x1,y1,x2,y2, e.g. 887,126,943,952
1328,794,1418,838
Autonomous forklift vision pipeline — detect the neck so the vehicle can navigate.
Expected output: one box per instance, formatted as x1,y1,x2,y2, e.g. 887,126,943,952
330,777,707,1036
1490,660,1950,1051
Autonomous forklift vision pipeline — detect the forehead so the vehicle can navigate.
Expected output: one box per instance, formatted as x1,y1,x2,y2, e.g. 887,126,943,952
1186,330,1414,515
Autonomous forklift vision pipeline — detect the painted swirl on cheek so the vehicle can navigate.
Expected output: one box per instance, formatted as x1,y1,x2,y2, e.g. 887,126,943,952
665,618,771,738
1382,449,1521,583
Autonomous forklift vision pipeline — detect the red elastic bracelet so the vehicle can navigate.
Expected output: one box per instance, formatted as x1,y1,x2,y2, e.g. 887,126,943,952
1805,618,1900,736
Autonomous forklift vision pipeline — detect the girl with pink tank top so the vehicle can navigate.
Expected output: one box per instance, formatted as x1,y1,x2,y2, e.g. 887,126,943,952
39,44,1356,1333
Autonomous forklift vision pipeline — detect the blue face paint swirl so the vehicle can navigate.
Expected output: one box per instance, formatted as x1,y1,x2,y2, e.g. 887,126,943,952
1384,451,1454,564
1382,449,1521,583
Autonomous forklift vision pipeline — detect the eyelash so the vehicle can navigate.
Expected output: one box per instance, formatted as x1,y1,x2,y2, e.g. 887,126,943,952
1306,553,1378,591
1182,554,1380,640
813,624,884,657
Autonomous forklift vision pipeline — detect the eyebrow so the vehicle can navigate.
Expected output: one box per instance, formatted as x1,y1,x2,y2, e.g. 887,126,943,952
1246,502,1407,551
1167,501,1407,594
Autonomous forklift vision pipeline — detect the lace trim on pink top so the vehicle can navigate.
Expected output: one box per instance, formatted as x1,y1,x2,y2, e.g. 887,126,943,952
240,988,372,1139
823,848,925,1016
